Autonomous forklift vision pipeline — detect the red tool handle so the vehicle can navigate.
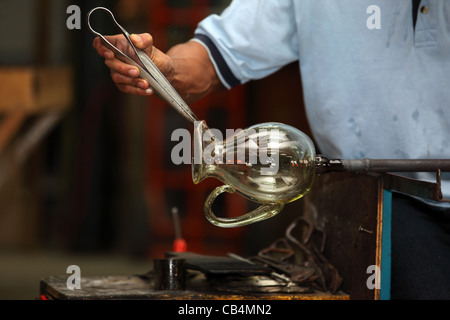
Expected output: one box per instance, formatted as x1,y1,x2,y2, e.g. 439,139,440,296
173,238,187,252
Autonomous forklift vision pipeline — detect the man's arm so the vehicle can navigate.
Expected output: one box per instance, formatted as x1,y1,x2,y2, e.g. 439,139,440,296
93,33,223,104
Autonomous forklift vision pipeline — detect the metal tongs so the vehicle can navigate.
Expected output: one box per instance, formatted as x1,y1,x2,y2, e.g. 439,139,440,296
87,7,199,124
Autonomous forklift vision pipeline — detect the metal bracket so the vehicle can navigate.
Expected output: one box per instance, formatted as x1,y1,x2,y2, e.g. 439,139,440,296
382,170,449,203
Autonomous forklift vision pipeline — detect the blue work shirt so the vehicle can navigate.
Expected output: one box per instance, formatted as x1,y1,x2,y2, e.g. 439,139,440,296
192,0,450,200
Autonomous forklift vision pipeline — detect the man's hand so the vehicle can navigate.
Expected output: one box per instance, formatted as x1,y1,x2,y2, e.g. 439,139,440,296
93,33,173,96
93,32,222,104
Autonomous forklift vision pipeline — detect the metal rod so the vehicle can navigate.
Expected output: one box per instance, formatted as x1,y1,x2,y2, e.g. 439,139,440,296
316,155,450,174
172,207,182,240
342,159,450,173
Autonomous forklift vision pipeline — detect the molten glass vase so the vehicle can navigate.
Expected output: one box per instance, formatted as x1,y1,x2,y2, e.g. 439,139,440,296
191,121,317,228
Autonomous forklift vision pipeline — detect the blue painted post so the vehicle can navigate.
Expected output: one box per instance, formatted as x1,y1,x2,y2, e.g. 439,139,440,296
380,189,392,300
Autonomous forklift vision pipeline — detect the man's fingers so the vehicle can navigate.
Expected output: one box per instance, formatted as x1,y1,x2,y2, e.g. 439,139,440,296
111,70,152,95
92,33,160,98
116,84,153,96
130,33,153,52
110,71,149,90
105,58,140,78
93,37,114,59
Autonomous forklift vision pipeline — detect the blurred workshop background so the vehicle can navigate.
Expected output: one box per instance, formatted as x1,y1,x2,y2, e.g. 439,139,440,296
0,0,312,299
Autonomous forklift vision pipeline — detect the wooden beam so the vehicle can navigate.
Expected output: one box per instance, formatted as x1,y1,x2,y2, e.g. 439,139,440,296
0,108,27,154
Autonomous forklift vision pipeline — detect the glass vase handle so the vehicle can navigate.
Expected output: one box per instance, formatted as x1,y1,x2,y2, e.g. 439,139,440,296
204,185,284,228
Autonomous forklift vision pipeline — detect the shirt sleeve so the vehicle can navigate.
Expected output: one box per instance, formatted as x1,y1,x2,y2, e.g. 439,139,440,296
191,0,299,89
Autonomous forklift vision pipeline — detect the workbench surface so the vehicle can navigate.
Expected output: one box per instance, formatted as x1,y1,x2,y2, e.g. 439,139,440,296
40,275,349,300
